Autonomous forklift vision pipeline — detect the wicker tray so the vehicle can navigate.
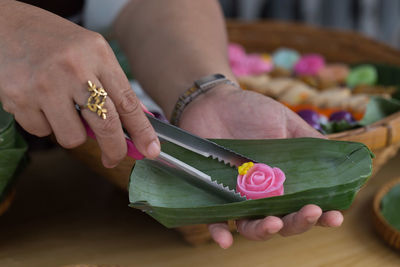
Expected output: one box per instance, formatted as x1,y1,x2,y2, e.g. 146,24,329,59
67,21,400,245
228,20,400,176
372,177,400,250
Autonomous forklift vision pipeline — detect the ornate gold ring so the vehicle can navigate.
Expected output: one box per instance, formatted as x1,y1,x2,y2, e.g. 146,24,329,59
86,80,107,120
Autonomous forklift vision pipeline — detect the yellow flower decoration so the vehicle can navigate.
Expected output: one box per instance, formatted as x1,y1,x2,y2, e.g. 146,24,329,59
238,162,255,175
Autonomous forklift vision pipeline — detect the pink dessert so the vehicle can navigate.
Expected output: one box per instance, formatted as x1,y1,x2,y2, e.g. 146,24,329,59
294,54,326,76
236,162,286,200
317,64,350,83
229,43,273,76
228,43,246,65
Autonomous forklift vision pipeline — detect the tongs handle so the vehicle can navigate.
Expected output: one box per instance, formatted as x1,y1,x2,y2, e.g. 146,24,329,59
82,108,154,160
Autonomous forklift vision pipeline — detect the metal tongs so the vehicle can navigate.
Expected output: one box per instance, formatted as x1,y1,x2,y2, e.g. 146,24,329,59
84,111,252,201
140,114,253,201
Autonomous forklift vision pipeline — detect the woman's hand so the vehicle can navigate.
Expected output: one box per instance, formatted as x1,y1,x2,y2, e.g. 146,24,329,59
0,1,160,167
178,85,344,248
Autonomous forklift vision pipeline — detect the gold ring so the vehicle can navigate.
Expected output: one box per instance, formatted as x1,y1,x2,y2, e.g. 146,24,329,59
86,80,107,120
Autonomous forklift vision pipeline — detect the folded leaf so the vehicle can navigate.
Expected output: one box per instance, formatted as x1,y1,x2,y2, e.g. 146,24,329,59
129,138,373,228
359,96,400,126
381,183,400,231
0,104,28,202
0,103,15,149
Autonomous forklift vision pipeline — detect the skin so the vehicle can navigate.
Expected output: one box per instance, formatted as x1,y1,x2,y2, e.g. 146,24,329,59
0,0,161,167
179,85,343,248
0,0,343,249
114,0,343,248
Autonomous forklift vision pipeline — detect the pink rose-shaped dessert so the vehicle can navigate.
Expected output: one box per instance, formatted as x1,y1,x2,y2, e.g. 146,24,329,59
236,162,286,200
294,54,326,76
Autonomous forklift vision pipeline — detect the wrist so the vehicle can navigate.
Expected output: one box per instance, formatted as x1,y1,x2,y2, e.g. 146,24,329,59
191,83,239,104
170,74,240,126
178,83,241,129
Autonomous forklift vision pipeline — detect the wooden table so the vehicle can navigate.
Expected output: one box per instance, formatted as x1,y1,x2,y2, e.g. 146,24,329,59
0,147,399,267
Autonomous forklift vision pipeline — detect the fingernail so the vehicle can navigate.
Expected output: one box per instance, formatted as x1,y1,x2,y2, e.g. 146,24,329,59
306,216,317,224
266,226,281,234
102,156,117,169
147,140,160,157
140,102,154,116
140,102,149,112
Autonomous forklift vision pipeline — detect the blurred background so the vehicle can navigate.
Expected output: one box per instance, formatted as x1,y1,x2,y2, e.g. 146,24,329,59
219,0,400,47
83,0,400,48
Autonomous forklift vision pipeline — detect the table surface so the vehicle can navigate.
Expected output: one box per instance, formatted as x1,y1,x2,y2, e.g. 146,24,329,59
0,147,399,267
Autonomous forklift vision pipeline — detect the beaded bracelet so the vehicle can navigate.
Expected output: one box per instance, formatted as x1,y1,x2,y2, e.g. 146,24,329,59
170,74,238,126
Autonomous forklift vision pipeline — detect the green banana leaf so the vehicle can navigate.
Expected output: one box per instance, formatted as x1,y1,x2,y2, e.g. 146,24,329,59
359,96,400,126
322,96,400,134
381,183,400,231
353,63,400,126
0,104,28,202
321,64,400,133
129,138,373,228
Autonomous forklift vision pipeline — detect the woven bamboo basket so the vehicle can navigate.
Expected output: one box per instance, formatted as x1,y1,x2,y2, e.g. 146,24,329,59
68,21,400,245
372,177,400,250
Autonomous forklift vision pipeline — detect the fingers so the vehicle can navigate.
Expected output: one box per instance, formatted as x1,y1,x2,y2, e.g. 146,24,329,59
208,223,233,249
77,79,127,168
209,207,342,248
285,108,326,139
317,210,343,227
279,204,322,237
13,109,52,137
236,216,283,241
41,96,87,149
98,52,160,159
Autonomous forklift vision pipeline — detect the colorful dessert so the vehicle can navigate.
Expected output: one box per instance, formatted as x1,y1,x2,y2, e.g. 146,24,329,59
272,48,300,71
229,43,399,134
346,64,378,88
317,64,350,84
238,74,271,95
237,162,286,200
329,111,356,123
228,43,273,76
257,77,297,97
297,109,324,131
279,82,316,105
294,54,326,76
306,88,351,108
228,43,246,64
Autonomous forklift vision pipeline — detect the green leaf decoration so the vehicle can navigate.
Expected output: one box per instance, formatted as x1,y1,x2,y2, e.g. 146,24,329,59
381,183,400,231
346,63,400,127
323,95,400,133
359,96,400,126
129,138,373,228
321,120,358,134
0,103,28,202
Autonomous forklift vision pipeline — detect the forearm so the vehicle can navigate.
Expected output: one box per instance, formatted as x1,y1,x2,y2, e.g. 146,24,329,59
113,0,237,117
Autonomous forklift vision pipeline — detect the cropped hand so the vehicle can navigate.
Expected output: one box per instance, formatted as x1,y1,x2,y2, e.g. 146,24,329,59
0,1,160,167
179,85,343,248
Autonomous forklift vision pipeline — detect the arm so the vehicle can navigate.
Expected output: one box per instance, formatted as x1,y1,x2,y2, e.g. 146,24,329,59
0,0,160,167
113,0,343,249
113,0,238,118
